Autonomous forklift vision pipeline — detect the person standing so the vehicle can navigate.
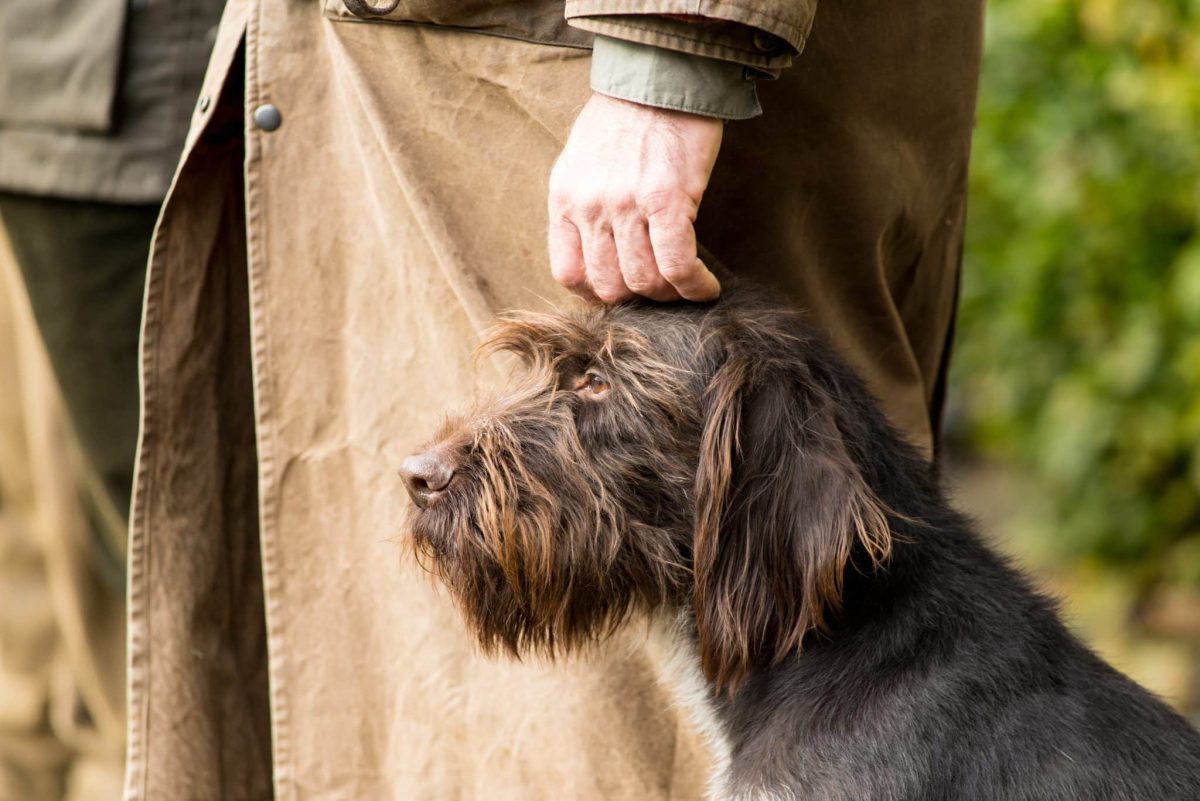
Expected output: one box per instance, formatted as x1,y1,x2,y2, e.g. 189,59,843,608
0,1,224,798
126,2,984,799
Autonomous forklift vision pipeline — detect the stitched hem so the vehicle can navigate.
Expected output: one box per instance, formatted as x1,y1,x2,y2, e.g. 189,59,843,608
591,34,762,119
566,0,808,33
594,86,760,120
565,0,815,53
568,18,795,70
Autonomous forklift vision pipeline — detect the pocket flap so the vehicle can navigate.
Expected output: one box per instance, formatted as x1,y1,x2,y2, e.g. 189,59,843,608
323,0,593,49
0,0,127,132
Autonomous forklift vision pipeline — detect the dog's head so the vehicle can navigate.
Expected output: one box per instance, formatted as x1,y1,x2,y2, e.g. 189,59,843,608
401,290,892,689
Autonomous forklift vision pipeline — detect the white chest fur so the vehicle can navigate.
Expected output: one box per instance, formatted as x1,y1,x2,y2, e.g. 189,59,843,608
644,612,799,801
645,612,734,800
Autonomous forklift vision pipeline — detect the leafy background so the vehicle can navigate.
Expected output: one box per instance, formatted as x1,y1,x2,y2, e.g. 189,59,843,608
950,0,1200,717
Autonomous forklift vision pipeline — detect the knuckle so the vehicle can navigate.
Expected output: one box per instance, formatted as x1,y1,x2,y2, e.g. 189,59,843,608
622,269,658,294
548,186,576,217
552,270,581,290
550,259,584,287
604,191,638,215
575,200,605,224
547,190,572,214
658,259,695,283
638,277,678,301
624,277,655,295
636,183,683,214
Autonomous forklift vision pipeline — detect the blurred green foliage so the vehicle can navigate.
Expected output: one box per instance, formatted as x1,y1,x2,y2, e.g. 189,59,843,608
955,0,1200,590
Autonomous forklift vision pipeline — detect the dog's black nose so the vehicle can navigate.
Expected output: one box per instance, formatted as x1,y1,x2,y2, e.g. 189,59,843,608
399,452,456,508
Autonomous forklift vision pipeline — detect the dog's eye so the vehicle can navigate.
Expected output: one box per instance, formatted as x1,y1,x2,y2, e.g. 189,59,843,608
578,373,610,397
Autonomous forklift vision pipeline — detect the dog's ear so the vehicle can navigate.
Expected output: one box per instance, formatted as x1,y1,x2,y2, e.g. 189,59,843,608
693,326,891,691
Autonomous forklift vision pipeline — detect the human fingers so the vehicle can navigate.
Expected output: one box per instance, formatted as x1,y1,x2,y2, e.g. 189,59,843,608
645,209,721,301
613,215,680,302
579,220,631,303
548,213,595,300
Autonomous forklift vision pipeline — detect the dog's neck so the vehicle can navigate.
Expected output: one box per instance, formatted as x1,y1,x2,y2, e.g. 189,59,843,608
647,602,889,801
644,521,960,801
648,607,836,801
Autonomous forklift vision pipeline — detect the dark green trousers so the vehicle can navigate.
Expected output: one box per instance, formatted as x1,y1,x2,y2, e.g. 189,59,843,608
0,192,156,587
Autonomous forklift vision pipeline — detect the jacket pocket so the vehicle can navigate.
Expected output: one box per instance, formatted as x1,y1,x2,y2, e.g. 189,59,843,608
323,0,593,49
0,0,127,132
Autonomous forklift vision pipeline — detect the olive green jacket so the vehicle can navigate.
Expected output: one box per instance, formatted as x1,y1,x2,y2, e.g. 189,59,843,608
0,0,225,202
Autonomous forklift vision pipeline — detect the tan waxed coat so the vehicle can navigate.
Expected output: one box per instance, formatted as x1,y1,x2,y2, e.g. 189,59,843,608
125,2,984,799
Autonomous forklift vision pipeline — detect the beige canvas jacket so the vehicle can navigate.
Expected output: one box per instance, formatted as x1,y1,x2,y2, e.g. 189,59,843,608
126,1,984,799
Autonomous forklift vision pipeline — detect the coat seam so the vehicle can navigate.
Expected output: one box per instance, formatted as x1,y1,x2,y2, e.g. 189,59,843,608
121,158,166,801
570,20,791,69
593,87,760,120
565,0,809,38
244,1,293,797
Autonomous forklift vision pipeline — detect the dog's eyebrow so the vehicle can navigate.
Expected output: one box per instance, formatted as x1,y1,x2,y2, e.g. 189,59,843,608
475,313,595,364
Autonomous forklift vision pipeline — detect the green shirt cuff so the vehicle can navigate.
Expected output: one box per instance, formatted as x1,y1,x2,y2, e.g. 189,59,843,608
590,34,762,121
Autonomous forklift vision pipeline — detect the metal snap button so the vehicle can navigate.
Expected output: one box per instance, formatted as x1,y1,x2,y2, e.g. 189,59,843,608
253,104,282,132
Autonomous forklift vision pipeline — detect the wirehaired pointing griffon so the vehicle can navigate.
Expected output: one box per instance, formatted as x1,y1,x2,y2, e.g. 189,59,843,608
399,283,1200,801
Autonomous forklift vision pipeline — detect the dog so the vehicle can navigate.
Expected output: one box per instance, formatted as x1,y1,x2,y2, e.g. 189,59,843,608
399,282,1200,800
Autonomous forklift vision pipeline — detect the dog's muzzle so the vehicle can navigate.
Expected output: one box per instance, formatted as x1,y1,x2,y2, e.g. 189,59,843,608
399,450,456,508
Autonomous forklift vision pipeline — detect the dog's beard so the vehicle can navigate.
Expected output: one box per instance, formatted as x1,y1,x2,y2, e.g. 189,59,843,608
406,471,626,658
406,471,690,660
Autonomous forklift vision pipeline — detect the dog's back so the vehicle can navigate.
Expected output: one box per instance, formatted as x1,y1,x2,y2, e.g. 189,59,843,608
714,520,1200,800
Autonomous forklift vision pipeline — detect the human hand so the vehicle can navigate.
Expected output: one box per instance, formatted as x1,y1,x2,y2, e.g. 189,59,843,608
548,92,723,303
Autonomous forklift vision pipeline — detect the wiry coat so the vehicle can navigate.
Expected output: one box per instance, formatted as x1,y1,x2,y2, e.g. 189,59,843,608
404,284,1200,801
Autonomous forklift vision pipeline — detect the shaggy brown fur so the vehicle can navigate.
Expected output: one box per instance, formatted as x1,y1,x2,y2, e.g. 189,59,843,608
401,290,889,690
